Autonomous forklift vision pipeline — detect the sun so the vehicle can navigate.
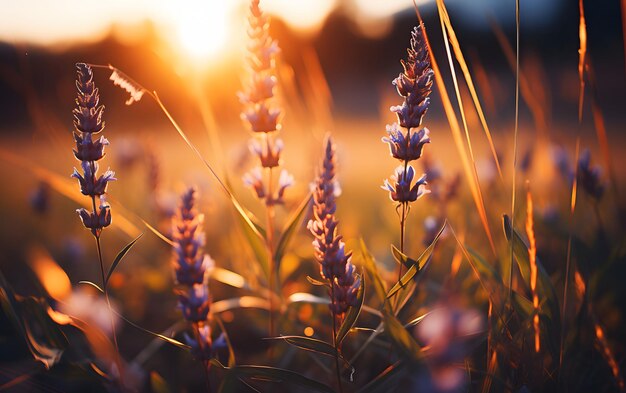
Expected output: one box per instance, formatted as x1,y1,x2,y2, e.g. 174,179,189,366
170,2,232,60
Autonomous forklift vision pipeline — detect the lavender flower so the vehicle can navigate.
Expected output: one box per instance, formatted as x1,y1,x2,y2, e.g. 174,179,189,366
171,188,210,286
391,25,434,129
71,63,115,237
382,24,433,206
171,187,220,360
308,138,360,317
240,0,293,206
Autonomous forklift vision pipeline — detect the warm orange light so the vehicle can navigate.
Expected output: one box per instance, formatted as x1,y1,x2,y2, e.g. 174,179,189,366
304,326,315,337
167,2,232,61
28,246,71,301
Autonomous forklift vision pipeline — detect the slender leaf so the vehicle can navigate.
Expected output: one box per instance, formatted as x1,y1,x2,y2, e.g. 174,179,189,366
387,222,446,299
212,361,334,393
274,193,312,272
306,276,328,287
337,272,365,344
212,296,270,314
503,215,559,320
391,245,417,269
235,208,269,280
357,361,404,393
105,233,143,286
267,335,338,358
216,317,236,368
359,239,387,302
382,309,422,362
78,280,104,293
117,313,190,351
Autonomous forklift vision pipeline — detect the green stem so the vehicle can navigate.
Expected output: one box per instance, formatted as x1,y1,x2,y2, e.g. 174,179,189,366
266,165,276,346
94,228,124,386
330,282,344,393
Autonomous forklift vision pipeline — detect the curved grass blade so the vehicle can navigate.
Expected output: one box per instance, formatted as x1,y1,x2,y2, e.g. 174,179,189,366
274,192,312,275
212,296,270,314
117,313,190,351
212,361,334,393
382,309,422,362
235,208,270,280
359,239,387,303
337,272,365,344
267,335,338,358
503,216,559,320
391,245,417,269
105,233,143,287
211,267,253,290
78,280,104,293
357,361,403,393
0,147,141,238
215,316,236,368
387,222,446,299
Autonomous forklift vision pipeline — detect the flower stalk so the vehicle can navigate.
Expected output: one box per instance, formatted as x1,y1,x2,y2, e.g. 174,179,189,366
382,24,434,284
308,137,360,392
70,62,123,383
171,187,224,389
240,0,294,339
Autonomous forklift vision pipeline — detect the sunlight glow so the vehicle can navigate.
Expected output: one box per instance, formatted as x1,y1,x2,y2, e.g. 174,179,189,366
258,0,337,34
167,2,232,60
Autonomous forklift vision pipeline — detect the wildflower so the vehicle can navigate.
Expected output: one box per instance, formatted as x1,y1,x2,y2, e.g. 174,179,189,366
241,0,292,207
71,63,115,236
171,188,209,286
308,137,360,317
391,25,434,129
171,187,218,361
383,165,429,203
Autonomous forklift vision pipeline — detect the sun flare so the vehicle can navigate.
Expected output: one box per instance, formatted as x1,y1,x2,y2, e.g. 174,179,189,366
170,2,232,60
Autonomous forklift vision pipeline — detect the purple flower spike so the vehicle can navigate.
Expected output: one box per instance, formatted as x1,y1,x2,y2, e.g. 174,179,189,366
391,25,434,129
308,137,360,319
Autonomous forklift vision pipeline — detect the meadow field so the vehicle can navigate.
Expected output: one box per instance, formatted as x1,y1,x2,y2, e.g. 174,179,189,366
1,0,625,392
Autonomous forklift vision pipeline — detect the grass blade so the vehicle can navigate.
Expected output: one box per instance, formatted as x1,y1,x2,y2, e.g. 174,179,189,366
436,0,503,181
105,233,143,287
356,361,403,393
274,192,312,276
413,11,495,255
212,361,335,393
337,272,365,344
387,222,446,299
267,335,338,358
382,309,422,362
358,239,387,303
